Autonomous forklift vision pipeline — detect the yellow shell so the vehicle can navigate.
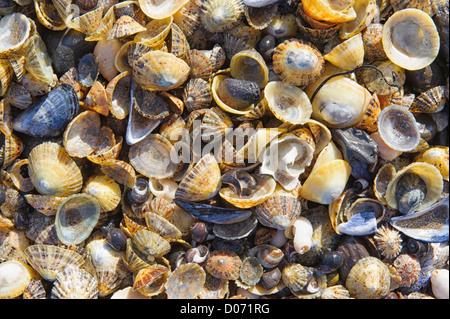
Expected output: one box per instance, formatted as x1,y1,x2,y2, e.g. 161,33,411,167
323,33,365,70
66,6,104,35
100,159,137,188
230,48,268,89
28,142,83,196
414,146,449,181
108,15,147,40
139,0,189,20
105,71,131,120
339,0,378,39
362,60,405,95
211,74,255,115
134,16,173,48
84,81,109,116
82,175,122,213
382,8,440,70
24,194,66,216
132,229,171,258
272,38,324,87
133,50,190,91
133,265,170,297
302,0,357,23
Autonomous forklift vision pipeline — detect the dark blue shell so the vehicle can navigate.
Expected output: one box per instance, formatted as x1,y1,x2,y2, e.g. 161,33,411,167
173,199,252,224
12,84,79,138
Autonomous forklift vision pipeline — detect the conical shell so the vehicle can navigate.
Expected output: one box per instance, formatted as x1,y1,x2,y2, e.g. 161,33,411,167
82,175,121,213
165,263,206,299
108,15,146,40
28,142,83,196
139,0,189,20
323,33,365,70
51,267,98,299
201,0,244,32
24,244,85,282
24,194,66,216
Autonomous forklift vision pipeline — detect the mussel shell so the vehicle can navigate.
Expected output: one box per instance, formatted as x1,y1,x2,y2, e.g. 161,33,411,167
12,84,79,138
55,194,101,245
390,197,449,243
77,53,99,87
173,199,252,225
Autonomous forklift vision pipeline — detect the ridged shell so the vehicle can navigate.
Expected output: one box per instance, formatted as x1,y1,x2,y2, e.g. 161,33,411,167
24,194,66,216
212,215,258,240
323,33,364,71
22,279,47,299
410,86,448,114
282,262,326,298
133,50,190,91
27,142,83,196
144,212,182,239
174,153,221,202
244,4,277,30
132,229,171,258
362,23,387,62
205,250,242,280
201,0,244,32
0,260,34,299
414,146,449,181
239,256,263,286
63,110,101,158
345,257,391,299
24,244,85,282
272,38,324,87
51,267,98,299
84,81,109,116
339,0,378,39
183,78,213,112
100,159,137,188
55,194,101,245
165,263,206,299
134,16,173,48
108,15,146,40
132,265,169,297
82,175,121,213
302,0,357,23
382,8,440,70
253,193,301,230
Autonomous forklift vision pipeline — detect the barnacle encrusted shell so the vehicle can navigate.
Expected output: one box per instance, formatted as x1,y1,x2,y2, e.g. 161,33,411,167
345,257,391,299
392,254,421,288
165,263,206,299
27,142,83,196
24,244,85,282
382,8,440,70
272,38,324,87
0,13,31,54
55,194,101,245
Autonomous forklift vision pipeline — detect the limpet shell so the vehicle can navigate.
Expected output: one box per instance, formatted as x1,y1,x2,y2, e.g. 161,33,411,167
414,146,449,181
0,260,35,299
165,263,206,299
205,250,242,280
132,265,170,297
51,267,98,299
139,0,189,20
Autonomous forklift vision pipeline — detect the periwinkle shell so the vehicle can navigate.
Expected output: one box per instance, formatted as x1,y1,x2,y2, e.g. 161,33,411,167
12,84,79,138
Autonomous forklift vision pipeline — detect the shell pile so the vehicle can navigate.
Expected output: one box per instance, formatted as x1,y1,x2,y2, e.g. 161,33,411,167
0,0,448,300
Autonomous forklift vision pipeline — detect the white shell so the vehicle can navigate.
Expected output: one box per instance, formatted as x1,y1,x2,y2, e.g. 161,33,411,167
431,269,449,299
290,217,313,254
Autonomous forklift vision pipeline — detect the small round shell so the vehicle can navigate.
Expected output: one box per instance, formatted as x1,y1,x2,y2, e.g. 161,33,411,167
431,269,449,299
392,254,421,288
201,0,244,32
345,256,391,299
51,267,98,299
230,48,269,89
55,194,101,245
373,225,403,259
382,8,440,70
239,256,263,286
205,250,242,280
165,263,206,299
272,38,324,87
28,142,83,196
139,0,189,20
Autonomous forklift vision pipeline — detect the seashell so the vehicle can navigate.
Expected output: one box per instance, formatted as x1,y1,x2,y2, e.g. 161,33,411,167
86,127,123,164
185,245,210,264
99,159,136,189
0,13,31,54
24,244,84,282
331,127,378,180
66,6,104,35
24,194,66,216
24,34,55,85
230,48,268,89
1,133,23,170
183,78,212,112
134,16,173,48
323,33,364,71
302,0,357,24
172,0,202,37
353,93,380,133
243,0,278,7
362,23,387,62
133,50,190,91
339,0,378,40
264,81,312,125
4,82,31,110
123,238,155,271
239,256,263,286
148,178,178,202
205,250,242,280
431,269,449,299
132,84,170,120
373,225,403,259
345,256,391,299
132,265,169,297
173,199,252,225
213,215,258,240
390,197,449,243
362,61,405,95
259,133,314,191
244,4,277,30
139,0,189,20
82,175,121,213
219,174,277,209
63,111,100,158
385,162,443,215
129,133,181,179
248,244,283,269
0,227,30,263
320,285,352,299
0,260,35,299
124,176,149,206
260,267,282,290
265,13,298,38
105,71,131,120
93,39,121,81
144,211,182,239
272,38,324,87
12,84,79,138
22,279,47,299
165,263,206,299
105,228,127,252
392,254,421,288
390,0,435,16
410,86,447,114
253,192,301,230
295,7,341,45
288,216,314,254
382,8,440,70
414,146,449,181
174,153,221,202
34,0,66,31
201,0,244,32
299,158,351,205
132,229,171,258
83,81,109,116
282,262,326,298
51,267,98,299
108,15,146,40
55,194,101,245
77,53,99,88
27,142,83,196
216,78,261,111
310,76,372,129
167,22,190,61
